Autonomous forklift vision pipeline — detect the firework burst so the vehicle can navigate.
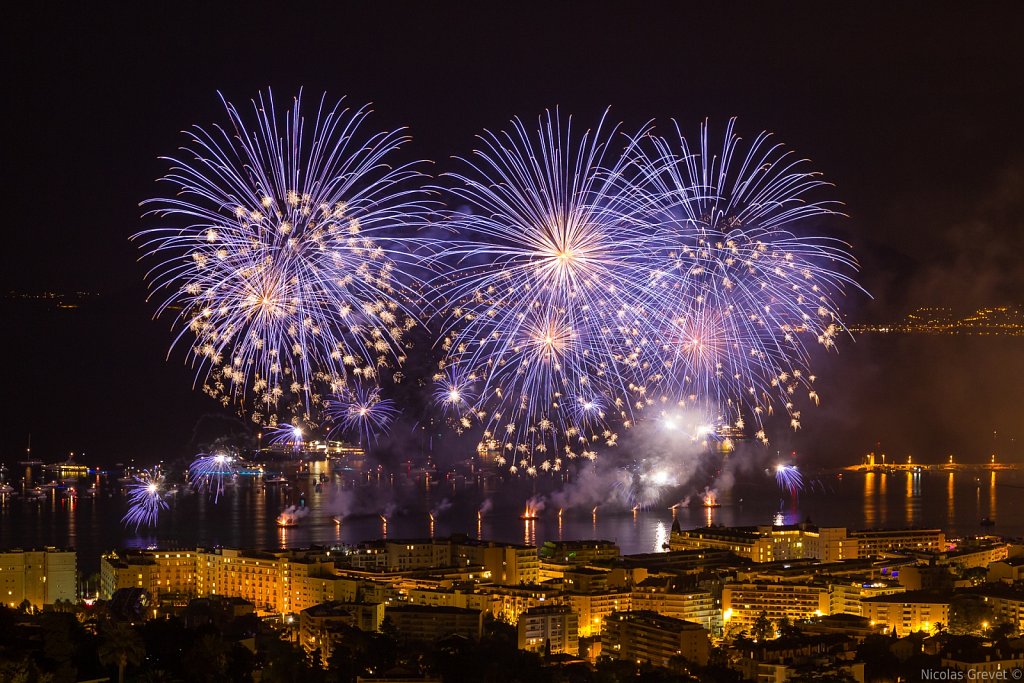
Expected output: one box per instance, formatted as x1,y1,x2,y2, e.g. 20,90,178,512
188,450,237,502
431,364,479,434
431,110,656,474
266,422,306,452
774,463,805,494
134,89,433,428
122,471,169,530
635,118,861,441
327,381,398,446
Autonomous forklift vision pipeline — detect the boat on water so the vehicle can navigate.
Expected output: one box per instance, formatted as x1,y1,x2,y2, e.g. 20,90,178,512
980,517,996,527
264,476,288,484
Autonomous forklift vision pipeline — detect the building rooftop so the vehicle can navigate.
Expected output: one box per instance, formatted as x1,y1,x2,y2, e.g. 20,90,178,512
385,604,481,615
862,590,952,604
607,610,706,632
563,567,609,576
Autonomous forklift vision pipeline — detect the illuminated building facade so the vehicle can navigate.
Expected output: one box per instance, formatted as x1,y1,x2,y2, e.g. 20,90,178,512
568,589,631,637
517,605,579,655
671,524,944,562
861,591,951,634
604,611,710,667
721,582,831,629
848,528,946,557
630,580,720,634
0,548,76,608
101,547,349,614
829,579,905,616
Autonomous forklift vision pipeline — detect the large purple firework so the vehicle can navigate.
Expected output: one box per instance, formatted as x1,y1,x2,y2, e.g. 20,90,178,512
431,110,656,474
134,90,433,429
122,472,169,530
634,119,861,443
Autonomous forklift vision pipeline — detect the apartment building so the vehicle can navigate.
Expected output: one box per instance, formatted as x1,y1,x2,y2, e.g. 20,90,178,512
829,579,905,616
669,525,850,563
517,605,579,655
861,591,951,634
101,547,350,614
849,528,945,558
630,578,720,633
0,548,76,608
722,582,831,629
405,586,501,618
964,585,1024,633
671,524,943,563
604,611,710,667
492,584,566,623
384,605,484,642
568,589,631,637
379,538,539,586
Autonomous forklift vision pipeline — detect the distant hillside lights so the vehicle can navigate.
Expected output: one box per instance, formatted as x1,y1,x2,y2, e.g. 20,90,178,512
850,304,1024,335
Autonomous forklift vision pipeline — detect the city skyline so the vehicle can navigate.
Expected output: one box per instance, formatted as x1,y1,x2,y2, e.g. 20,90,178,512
3,4,1024,681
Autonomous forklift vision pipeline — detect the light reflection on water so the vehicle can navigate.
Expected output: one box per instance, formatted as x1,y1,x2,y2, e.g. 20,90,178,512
0,468,1021,572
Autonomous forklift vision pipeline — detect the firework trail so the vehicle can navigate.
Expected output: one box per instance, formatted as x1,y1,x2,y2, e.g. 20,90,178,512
134,89,434,428
188,449,237,502
633,118,861,442
122,472,169,530
430,110,657,474
327,381,398,446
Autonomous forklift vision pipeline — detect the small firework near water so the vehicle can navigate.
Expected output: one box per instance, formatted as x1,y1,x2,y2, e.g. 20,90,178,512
276,504,308,527
702,489,721,508
188,450,237,502
134,89,434,429
327,381,398,446
774,463,805,494
122,472,170,530
267,423,306,452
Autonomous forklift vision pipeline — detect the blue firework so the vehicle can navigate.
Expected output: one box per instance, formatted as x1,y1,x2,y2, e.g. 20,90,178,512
431,110,655,474
134,89,434,428
188,450,237,502
122,471,169,530
774,463,805,494
327,382,398,446
633,118,861,443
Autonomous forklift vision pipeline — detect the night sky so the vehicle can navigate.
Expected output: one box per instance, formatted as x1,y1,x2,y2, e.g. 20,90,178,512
3,3,1022,466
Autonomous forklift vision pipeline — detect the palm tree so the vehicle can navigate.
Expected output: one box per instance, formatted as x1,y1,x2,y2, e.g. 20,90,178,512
97,621,145,683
